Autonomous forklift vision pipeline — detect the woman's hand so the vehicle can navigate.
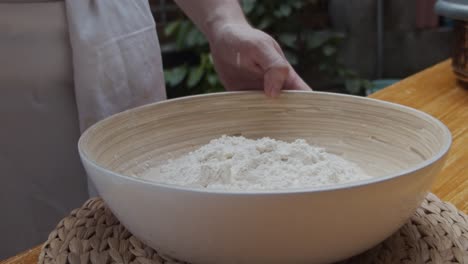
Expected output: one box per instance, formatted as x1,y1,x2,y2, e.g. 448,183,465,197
173,0,311,97
208,23,311,97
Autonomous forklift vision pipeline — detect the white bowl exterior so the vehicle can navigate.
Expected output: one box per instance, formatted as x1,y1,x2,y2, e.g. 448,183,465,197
79,91,451,263
81,154,446,264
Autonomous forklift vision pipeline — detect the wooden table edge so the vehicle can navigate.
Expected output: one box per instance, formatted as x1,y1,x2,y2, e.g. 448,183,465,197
0,245,42,264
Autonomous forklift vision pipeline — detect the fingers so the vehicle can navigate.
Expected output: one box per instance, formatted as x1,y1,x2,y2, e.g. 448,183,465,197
254,36,310,96
264,66,288,97
253,39,290,97
271,38,311,91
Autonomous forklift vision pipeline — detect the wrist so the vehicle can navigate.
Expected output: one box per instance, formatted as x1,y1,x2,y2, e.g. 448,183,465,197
204,8,250,43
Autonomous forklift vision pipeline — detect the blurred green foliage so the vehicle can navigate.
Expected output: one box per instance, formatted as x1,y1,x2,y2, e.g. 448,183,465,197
163,0,370,96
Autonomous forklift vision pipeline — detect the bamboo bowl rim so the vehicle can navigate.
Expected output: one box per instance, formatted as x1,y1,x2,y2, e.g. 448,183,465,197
78,91,452,195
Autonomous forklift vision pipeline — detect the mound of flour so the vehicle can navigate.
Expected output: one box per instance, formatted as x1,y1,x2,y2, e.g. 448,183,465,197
142,136,370,190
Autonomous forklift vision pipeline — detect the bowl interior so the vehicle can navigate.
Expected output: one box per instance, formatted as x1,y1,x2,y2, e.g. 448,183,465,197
79,91,450,186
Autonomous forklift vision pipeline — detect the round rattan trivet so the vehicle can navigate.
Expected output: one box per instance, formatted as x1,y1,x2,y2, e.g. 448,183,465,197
39,193,467,264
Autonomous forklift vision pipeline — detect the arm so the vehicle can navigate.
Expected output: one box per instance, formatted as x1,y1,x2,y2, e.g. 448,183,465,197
174,0,311,96
172,0,247,42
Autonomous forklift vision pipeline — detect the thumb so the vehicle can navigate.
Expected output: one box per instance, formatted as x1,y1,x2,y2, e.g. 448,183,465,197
254,41,290,97
264,64,289,97
270,40,312,91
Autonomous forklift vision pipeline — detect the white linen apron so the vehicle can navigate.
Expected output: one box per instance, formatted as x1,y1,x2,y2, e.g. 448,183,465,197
0,0,166,258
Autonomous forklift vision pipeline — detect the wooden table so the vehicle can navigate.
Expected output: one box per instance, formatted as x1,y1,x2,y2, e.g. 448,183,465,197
371,60,467,213
1,60,467,264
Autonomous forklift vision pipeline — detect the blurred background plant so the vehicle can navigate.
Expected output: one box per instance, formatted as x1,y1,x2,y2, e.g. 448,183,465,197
162,0,370,98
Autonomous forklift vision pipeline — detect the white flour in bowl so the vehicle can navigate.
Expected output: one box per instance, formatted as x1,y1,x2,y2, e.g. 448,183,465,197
141,136,371,190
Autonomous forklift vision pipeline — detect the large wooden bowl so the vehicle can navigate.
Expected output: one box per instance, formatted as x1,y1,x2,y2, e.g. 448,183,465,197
78,91,451,263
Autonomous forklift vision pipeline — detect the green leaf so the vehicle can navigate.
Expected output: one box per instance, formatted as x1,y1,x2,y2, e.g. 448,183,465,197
273,9,282,18
274,4,292,18
323,45,336,56
345,79,362,94
361,80,373,90
306,31,334,49
254,4,265,16
279,4,292,16
318,63,328,71
165,65,187,87
241,0,256,14
208,53,214,64
258,17,273,30
176,21,192,48
186,27,201,47
187,65,204,88
206,85,224,93
200,53,210,67
278,34,297,49
207,73,219,86
284,50,298,65
164,21,180,37
194,30,208,46
164,70,172,83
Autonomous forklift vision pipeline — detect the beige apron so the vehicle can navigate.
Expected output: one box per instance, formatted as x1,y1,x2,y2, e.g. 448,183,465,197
0,0,166,258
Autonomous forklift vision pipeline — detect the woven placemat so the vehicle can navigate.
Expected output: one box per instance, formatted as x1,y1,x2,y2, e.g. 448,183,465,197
39,193,468,264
